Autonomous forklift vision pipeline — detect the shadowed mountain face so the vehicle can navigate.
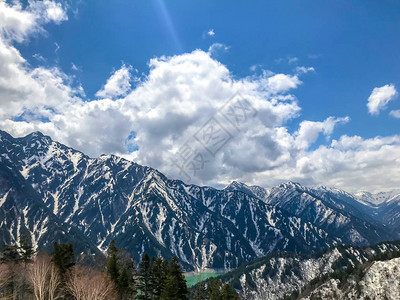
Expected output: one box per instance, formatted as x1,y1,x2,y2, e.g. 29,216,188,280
0,160,103,263
0,130,396,270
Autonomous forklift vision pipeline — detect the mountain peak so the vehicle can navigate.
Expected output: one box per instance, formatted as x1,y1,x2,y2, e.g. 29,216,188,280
224,180,247,189
0,130,51,145
278,181,304,190
28,131,44,137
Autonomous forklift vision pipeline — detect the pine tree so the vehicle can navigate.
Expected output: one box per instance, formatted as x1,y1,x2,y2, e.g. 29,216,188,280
169,256,188,300
106,240,120,285
152,257,166,298
0,244,21,263
207,277,222,300
221,283,239,300
161,258,170,278
51,242,75,276
161,274,178,300
19,233,34,266
118,266,132,299
138,253,153,300
192,281,208,300
119,252,138,299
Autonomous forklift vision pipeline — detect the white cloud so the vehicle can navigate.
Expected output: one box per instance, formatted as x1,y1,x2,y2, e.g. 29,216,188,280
208,43,230,56
30,0,68,24
389,109,400,118
295,66,315,75
207,29,215,36
71,62,80,71
0,1,37,42
262,73,302,94
0,1,76,121
295,117,350,150
367,84,397,115
95,65,133,99
1,1,399,193
33,53,46,62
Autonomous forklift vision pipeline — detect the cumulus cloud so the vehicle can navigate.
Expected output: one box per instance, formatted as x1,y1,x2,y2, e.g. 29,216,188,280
262,73,302,94
367,84,397,115
294,117,350,150
0,1,37,42
95,65,133,99
0,0,78,122
1,1,400,193
207,29,215,36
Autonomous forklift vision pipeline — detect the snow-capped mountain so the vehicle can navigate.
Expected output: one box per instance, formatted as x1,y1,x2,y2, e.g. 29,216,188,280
355,190,400,206
0,159,102,262
352,190,400,237
225,181,392,246
220,241,400,300
305,185,400,239
0,130,397,271
0,130,342,270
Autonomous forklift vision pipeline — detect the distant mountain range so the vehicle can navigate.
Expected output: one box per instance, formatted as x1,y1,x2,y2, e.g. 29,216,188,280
0,130,399,271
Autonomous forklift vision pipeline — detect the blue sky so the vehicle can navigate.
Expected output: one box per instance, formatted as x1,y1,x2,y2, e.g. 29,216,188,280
20,0,400,138
1,0,400,192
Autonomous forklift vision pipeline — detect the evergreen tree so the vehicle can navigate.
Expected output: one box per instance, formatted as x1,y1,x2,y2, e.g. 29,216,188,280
106,240,120,285
203,278,238,300
118,266,134,299
207,277,222,300
152,257,166,298
120,253,138,299
161,274,178,300
51,242,75,275
19,233,34,266
161,258,170,275
0,244,21,263
118,254,137,300
192,281,208,300
169,256,188,300
221,283,239,300
105,241,137,299
138,253,153,300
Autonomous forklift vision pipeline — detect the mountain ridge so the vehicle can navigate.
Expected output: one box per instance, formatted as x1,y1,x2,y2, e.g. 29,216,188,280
0,129,398,271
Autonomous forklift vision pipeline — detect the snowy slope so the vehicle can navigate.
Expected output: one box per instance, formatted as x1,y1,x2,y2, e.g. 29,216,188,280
0,160,102,262
300,254,400,300
355,190,400,206
220,241,400,300
226,181,392,246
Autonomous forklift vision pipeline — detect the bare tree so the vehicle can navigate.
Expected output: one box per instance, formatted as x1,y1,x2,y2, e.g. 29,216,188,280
66,266,117,300
28,253,50,300
47,261,63,300
65,267,86,300
28,252,63,300
0,262,26,300
0,263,11,298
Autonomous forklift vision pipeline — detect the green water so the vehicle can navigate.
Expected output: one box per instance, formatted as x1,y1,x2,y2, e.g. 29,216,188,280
185,272,225,287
